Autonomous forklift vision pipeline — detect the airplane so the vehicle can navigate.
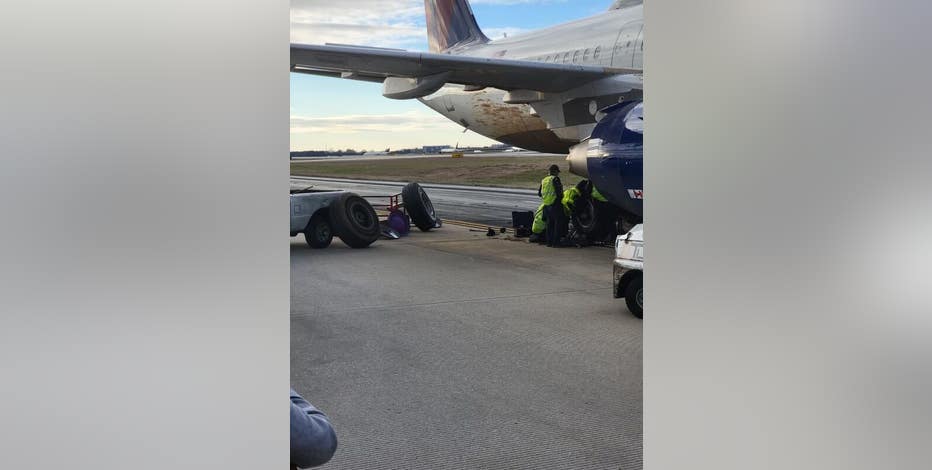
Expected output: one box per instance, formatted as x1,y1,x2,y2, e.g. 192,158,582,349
291,0,644,229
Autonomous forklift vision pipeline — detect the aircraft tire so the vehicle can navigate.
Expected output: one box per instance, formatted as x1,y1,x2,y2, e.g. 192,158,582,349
624,275,643,319
304,213,333,249
575,196,619,242
402,182,439,232
330,193,380,248
574,197,606,236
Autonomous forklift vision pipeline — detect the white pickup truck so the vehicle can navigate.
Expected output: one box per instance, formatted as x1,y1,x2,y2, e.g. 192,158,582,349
613,224,643,318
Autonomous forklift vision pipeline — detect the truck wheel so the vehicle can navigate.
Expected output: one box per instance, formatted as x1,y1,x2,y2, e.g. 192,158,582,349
330,193,380,248
304,213,333,249
402,182,439,232
624,275,643,319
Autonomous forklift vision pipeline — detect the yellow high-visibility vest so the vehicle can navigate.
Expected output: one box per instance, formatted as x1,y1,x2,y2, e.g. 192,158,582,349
592,185,609,202
540,176,558,205
532,203,547,234
562,187,582,215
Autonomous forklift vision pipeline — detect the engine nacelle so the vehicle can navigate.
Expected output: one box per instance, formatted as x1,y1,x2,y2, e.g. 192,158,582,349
566,101,643,221
383,73,450,100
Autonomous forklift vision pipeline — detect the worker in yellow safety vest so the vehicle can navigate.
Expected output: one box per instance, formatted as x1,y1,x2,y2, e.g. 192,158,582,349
528,203,548,243
537,164,565,247
591,185,608,203
562,186,582,217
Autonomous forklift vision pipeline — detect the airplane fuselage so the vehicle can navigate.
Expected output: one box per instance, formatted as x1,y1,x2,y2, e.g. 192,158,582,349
419,5,643,153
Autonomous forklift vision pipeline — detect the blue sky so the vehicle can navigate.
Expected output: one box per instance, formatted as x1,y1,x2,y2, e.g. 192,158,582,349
290,0,613,151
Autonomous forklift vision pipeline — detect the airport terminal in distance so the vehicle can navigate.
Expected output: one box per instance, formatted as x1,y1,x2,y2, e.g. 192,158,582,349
290,1,644,469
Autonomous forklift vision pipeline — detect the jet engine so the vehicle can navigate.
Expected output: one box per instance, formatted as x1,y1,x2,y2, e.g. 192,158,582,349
566,100,643,225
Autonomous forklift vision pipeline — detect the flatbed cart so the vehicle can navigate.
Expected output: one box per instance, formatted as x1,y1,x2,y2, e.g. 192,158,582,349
290,182,441,249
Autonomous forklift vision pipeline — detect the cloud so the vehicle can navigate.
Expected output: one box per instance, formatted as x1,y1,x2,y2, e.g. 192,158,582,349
290,22,424,48
290,0,425,48
290,0,558,47
290,110,457,134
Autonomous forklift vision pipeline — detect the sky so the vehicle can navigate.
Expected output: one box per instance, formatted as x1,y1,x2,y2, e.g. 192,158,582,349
290,0,614,152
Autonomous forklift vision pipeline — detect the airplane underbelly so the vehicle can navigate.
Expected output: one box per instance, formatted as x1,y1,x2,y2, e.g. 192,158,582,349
419,86,575,153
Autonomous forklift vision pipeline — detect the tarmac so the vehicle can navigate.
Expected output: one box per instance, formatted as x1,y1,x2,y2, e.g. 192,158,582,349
291,176,540,227
291,223,642,469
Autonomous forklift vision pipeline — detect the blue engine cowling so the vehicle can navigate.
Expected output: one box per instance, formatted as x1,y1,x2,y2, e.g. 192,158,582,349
566,100,643,221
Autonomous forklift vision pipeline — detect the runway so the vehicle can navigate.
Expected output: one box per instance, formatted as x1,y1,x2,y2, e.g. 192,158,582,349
290,151,561,162
290,176,541,227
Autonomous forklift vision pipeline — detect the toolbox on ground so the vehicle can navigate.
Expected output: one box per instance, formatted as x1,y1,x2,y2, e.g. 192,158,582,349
511,210,534,237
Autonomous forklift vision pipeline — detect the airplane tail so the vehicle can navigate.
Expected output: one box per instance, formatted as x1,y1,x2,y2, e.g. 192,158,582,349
424,0,489,52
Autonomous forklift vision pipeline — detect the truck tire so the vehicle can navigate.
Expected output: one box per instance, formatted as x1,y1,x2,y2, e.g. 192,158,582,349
330,193,380,248
624,275,643,319
402,182,439,232
304,213,333,249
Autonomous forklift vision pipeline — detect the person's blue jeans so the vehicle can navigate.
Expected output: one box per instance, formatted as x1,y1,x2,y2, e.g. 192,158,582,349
291,389,337,468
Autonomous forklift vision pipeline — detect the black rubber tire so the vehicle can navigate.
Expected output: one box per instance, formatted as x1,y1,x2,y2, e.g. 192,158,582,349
624,275,643,319
304,213,333,249
574,197,605,235
330,193,380,248
575,197,619,243
402,182,439,232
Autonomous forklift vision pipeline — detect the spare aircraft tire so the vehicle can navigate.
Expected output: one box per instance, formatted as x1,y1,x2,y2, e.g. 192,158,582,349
402,182,440,232
329,192,380,248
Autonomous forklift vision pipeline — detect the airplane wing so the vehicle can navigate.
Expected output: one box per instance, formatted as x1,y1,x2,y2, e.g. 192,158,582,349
291,43,641,94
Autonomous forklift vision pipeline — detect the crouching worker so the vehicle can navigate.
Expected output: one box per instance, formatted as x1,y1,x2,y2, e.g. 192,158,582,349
557,183,588,246
528,203,548,243
562,183,583,217
291,388,337,469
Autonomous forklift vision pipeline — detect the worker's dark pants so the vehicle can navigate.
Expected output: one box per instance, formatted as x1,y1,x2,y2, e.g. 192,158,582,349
544,204,565,246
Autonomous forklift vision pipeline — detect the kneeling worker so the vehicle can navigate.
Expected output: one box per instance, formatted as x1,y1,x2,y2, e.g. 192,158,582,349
528,203,548,243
